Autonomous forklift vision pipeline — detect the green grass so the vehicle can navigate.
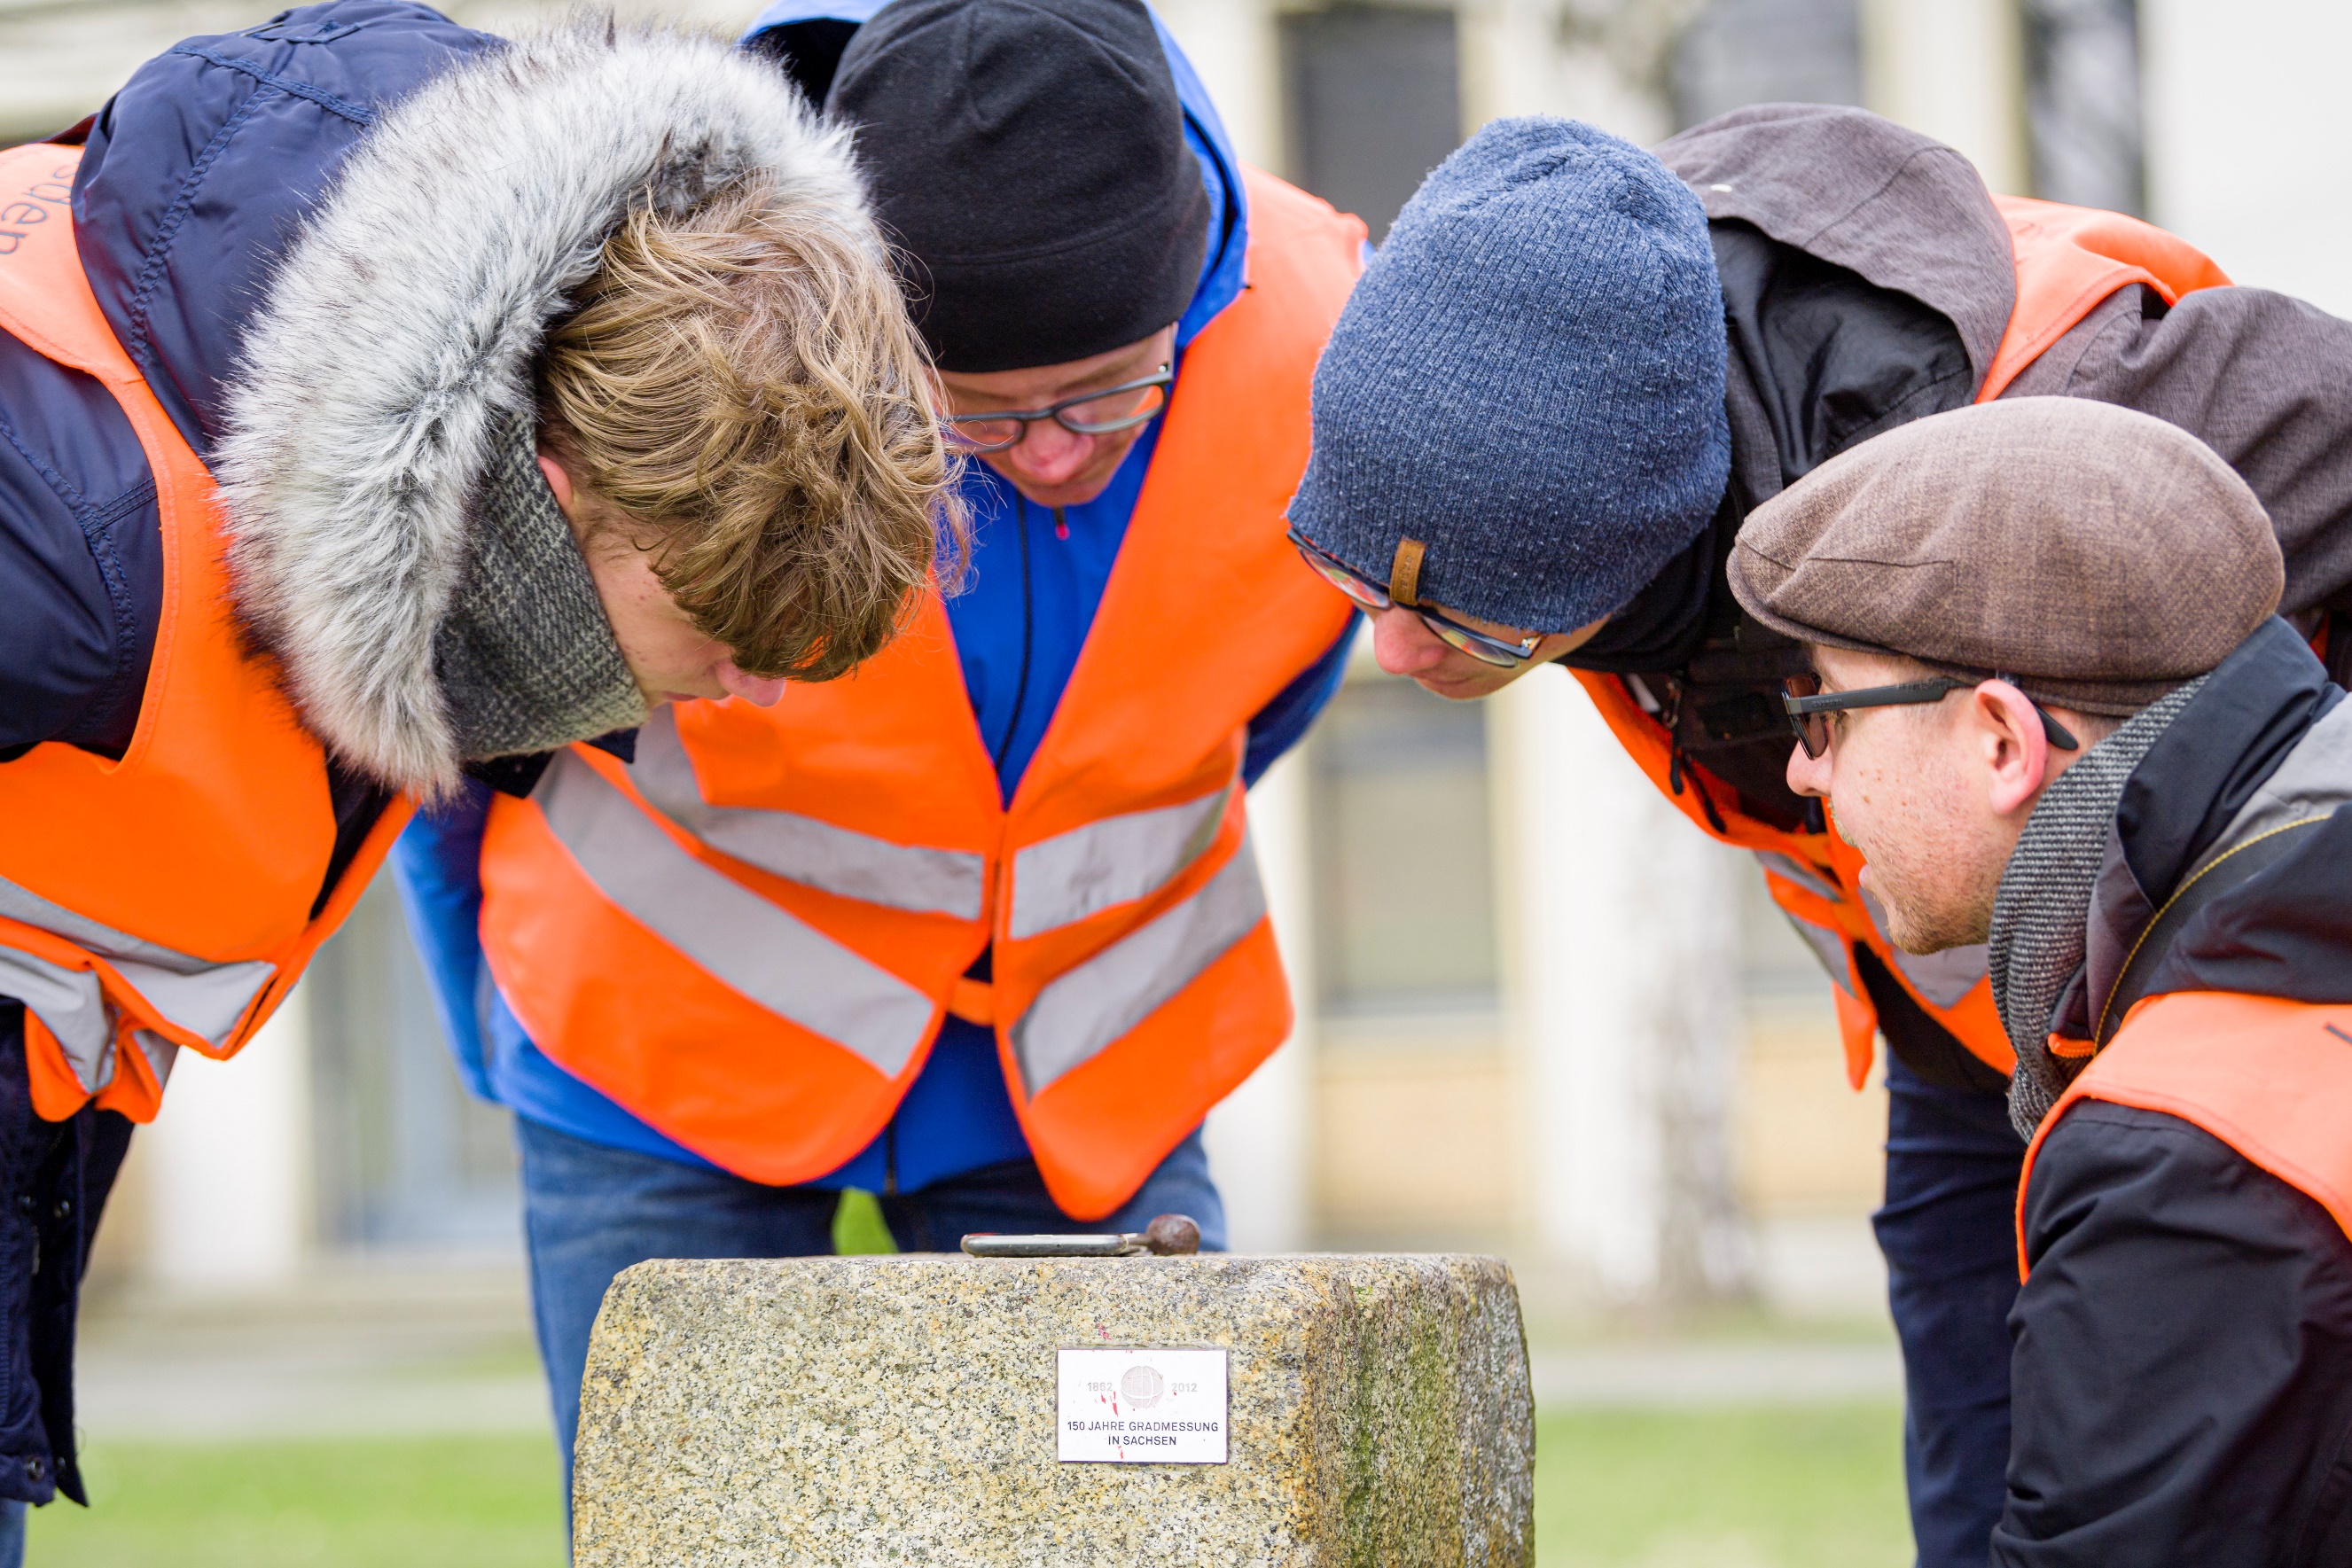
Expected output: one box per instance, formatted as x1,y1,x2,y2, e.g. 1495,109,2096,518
831,1186,899,1254
24,1404,1908,1565
1537,1404,1911,1567
27,1435,567,1568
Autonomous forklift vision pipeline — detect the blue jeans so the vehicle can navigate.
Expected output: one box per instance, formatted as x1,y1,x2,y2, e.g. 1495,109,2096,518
515,1116,1227,1500
1874,1054,2026,1568
0,1499,20,1566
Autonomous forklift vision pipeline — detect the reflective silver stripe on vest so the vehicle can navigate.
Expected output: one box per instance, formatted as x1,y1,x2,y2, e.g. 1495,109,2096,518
535,753,934,1077
1887,942,1988,1010
1754,849,1857,997
133,1030,179,1093
0,948,113,1090
626,711,986,920
1007,784,1234,940
1012,831,1267,1096
1775,909,1855,997
1755,850,1842,906
1861,887,1988,1008
0,871,277,1079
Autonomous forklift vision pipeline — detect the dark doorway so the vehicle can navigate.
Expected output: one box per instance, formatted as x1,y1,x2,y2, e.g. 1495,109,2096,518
1281,7,1463,243
1671,0,1864,133
1308,675,1499,1019
2022,0,2145,214
308,876,520,1251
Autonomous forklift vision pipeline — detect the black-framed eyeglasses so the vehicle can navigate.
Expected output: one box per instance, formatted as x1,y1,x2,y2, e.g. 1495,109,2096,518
1780,671,2081,760
1286,524,1544,668
941,367,1174,453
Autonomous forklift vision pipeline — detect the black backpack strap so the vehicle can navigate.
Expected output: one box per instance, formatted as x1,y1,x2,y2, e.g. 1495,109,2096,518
2093,815,2330,1046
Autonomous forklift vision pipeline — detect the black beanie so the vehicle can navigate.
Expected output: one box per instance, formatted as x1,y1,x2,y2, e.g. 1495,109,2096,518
826,0,1210,372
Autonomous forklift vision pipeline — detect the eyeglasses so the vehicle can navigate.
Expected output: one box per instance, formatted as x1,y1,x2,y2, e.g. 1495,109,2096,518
1286,525,1544,667
941,367,1175,453
1780,671,2081,759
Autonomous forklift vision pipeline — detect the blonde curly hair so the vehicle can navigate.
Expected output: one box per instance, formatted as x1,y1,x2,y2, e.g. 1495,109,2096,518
538,176,961,683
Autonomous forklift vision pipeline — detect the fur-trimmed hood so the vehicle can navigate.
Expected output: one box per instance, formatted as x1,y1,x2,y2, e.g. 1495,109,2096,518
211,19,871,796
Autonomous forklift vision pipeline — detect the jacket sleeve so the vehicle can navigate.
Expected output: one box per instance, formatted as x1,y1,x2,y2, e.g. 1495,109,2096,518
387,782,501,1102
0,338,164,761
2005,283,2352,616
1242,616,1357,787
1995,1100,2352,1568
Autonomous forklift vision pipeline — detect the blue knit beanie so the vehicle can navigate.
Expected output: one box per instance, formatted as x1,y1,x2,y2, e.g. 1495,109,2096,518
1287,117,1731,634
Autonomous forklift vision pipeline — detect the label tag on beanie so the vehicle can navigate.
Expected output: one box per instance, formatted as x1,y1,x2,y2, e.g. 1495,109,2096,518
1388,537,1426,607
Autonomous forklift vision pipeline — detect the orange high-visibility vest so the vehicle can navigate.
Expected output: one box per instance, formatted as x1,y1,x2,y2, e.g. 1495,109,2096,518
1577,196,2233,1088
477,168,1365,1220
2016,991,2352,1277
0,142,413,1122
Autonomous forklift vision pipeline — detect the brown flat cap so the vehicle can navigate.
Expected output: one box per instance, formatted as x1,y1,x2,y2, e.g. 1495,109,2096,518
1726,398,2283,715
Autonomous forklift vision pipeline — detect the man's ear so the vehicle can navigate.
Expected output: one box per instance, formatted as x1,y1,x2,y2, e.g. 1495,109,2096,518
536,453,578,518
1973,679,2051,817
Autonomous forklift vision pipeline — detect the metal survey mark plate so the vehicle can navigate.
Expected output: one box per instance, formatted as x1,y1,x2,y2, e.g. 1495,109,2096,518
1056,1347,1228,1463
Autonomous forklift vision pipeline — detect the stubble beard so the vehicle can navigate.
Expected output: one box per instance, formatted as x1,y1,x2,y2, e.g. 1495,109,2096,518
1845,790,2004,956
1870,844,2002,956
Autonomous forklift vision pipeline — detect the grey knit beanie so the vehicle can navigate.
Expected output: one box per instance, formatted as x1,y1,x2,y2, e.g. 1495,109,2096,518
1286,117,1731,634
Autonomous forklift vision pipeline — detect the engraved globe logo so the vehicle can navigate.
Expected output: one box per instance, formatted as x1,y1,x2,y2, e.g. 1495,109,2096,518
1120,1363,1165,1409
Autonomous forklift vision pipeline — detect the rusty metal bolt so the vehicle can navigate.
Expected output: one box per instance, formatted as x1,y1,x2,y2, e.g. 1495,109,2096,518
1142,1213,1200,1255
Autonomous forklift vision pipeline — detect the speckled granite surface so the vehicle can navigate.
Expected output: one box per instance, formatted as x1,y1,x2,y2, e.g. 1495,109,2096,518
572,1253,1533,1566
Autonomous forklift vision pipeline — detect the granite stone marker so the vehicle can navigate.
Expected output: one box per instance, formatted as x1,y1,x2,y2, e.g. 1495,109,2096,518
572,1252,1534,1565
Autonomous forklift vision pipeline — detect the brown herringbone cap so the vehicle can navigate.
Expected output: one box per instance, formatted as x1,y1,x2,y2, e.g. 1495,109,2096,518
1726,398,2283,715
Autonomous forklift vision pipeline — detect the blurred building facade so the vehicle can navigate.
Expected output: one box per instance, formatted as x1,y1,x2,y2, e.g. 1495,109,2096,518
12,0,2346,1308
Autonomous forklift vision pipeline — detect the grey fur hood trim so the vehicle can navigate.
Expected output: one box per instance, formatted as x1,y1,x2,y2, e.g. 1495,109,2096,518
215,20,870,797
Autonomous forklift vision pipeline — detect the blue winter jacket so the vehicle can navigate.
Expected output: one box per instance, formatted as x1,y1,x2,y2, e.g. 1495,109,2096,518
391,6,1355,1193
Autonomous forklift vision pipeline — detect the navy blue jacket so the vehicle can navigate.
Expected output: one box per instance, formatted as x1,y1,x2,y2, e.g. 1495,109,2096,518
0,2,497,1509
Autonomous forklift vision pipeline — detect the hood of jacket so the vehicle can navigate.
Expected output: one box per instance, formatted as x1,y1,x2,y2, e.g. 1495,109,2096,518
73,4,871,796
1657,102,2016,399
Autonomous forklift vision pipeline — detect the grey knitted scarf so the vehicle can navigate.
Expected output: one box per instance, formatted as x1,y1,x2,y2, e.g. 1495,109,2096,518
1988,678,2206,1140
432,415,649,761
